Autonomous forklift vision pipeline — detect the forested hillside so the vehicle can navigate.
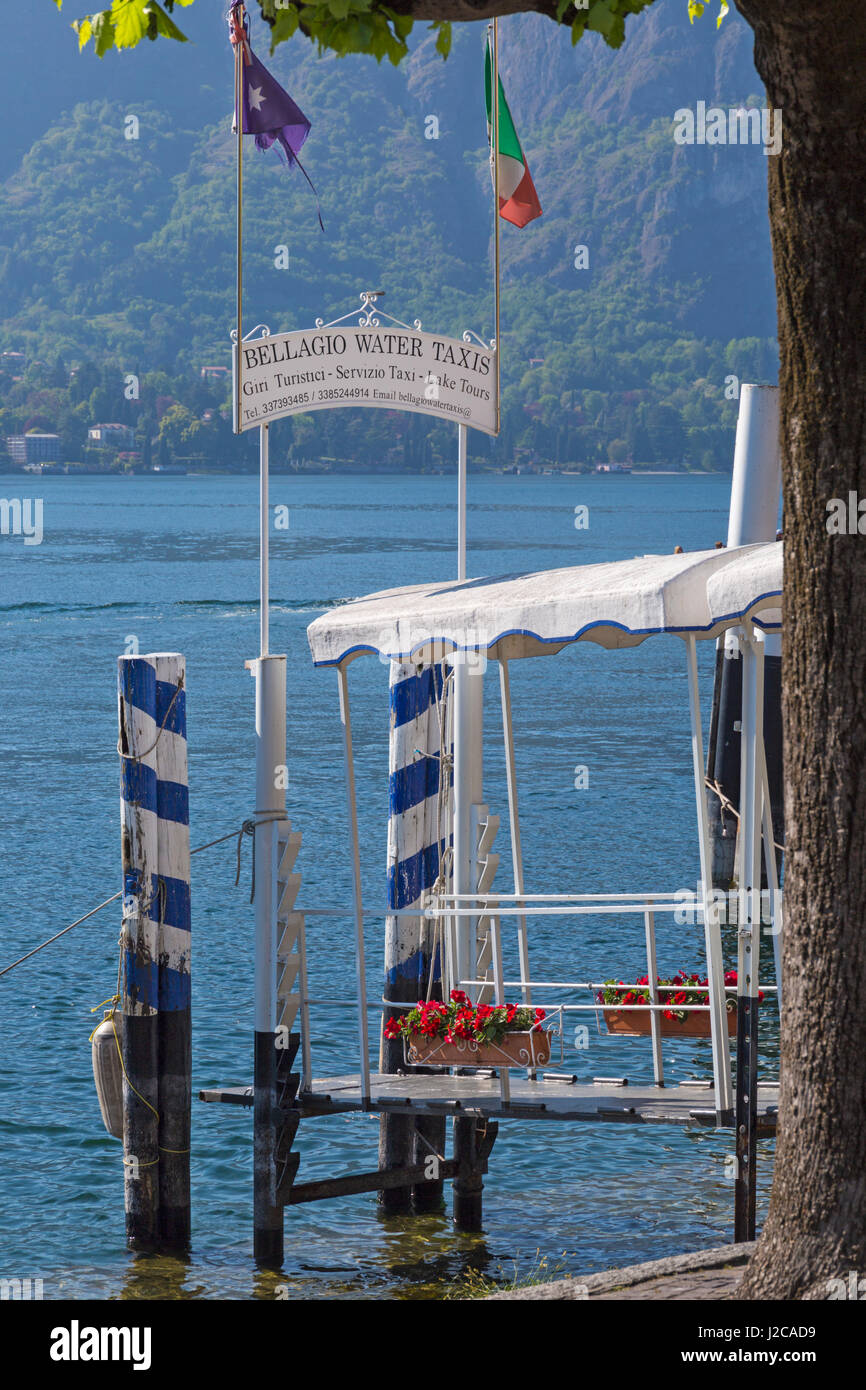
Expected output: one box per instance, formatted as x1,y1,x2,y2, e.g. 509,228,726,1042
0,2,778,472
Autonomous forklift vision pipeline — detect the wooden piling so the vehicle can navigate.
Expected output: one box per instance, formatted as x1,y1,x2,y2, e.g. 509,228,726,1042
118,656,161,1250
153,654,191,1250
452,1117,497,1231
380,660,447,1213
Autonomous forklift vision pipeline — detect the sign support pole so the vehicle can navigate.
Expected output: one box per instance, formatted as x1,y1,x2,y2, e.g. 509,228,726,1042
250,420,286,1266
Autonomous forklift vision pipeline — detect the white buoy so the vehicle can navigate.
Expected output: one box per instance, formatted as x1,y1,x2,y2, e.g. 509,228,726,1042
92,1009,124,1140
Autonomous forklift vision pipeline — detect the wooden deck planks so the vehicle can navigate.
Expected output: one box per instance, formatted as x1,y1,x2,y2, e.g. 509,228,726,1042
199,1072,779,1131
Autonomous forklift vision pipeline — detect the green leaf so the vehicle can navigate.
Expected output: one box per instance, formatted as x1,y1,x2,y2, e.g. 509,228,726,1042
142,0,188,41
92,10,117,57
432,20,451,60
73,15,93,50
112,0,149,49
270,7,299,48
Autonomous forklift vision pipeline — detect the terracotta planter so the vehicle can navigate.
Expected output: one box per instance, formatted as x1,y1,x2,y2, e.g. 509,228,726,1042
407,1029,552,1068
603,1005,738,1038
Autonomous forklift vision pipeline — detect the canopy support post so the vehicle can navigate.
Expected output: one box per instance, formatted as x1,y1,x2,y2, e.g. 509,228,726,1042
685,634,733,1121
758,730,783,1013
338,666,371,1104
643,899,664,1087
499,658,531,1007
453,662,484,1000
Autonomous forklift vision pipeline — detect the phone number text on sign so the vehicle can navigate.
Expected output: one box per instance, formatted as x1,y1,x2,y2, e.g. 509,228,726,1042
234,325,498,436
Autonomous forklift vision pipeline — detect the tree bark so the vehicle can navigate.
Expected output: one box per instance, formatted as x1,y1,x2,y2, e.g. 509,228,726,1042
733,0,866,1299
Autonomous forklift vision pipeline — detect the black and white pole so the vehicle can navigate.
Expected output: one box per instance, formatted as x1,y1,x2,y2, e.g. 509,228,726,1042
734,621,763,1242
249,421,289,1267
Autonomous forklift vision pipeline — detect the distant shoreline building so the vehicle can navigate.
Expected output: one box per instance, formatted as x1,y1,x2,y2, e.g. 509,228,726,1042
6,432,61,466
88,423,135,450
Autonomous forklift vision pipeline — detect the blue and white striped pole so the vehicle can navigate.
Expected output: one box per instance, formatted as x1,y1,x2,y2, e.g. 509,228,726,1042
153,653,191,1248
118,652,190,1250
379,658,448,1210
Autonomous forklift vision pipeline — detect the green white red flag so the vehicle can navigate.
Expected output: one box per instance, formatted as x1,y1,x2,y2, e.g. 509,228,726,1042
484,37,542,229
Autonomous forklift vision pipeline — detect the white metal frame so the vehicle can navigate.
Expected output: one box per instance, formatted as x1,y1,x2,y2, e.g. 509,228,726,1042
310,616,781,1123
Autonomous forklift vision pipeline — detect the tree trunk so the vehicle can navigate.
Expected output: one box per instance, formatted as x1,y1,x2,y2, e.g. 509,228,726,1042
733,0,866,1299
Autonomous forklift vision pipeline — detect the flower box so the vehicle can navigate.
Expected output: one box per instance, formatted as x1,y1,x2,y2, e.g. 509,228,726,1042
385,990,551,1071
603,1006,737,1039
597,969,759,1038
408,1029,552,1068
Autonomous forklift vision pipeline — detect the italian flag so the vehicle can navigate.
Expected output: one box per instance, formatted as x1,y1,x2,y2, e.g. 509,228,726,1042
484,38,542,229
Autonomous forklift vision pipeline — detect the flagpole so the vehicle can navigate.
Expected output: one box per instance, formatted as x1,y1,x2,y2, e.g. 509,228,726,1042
492,17,501,431
235,6,244,433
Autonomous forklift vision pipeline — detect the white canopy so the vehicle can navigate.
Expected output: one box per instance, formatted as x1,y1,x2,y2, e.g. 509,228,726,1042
306,542,783,668
705,541,782,632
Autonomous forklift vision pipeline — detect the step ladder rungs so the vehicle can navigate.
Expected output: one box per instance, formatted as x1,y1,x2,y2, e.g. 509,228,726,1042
277,831,302,876
277,956,301,998
277,873,302,916
277,910,305,948
476,813,500,858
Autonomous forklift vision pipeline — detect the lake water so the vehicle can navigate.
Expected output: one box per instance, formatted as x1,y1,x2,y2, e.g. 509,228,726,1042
0,471,777,1299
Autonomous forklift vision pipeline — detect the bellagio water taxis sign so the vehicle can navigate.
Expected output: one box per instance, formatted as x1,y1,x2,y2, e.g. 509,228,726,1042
233,303,498,437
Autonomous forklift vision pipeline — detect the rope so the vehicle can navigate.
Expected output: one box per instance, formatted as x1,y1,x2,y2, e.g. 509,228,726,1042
234,813,292,903
117,677,183,763
705,776,785,854
413,1126,446,1166
0,815,288,979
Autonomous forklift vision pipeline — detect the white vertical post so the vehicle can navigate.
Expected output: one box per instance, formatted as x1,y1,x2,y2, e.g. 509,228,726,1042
251,648,286,1265
453,663,483,999
252,656,285,1034
338,666,371,1102
643,900,663,1087
499,658,531,1005
728,387,780,669
685,634,733,1117
490,915,511,1104
737,629,763,994
758,736,782,1012
260,423,269,657
727,385,781,549
452,419,483,1000
457,424,468,583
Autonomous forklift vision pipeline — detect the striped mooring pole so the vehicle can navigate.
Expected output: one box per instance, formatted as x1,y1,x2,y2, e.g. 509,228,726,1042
118,653,191,1251
380,660,448,1212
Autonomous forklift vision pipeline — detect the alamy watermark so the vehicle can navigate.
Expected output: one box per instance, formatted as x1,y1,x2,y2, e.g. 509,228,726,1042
0,497,43,545
673,101,782,157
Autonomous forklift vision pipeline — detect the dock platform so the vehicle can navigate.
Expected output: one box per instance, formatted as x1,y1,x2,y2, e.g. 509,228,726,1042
200,1072,779,1132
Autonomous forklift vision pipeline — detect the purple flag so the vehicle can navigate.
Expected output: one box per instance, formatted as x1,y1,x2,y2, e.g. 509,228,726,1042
230,6,323,229
240,50,311,168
